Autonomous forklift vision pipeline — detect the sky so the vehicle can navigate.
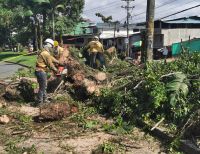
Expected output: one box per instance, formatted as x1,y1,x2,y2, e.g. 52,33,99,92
82,0,200,23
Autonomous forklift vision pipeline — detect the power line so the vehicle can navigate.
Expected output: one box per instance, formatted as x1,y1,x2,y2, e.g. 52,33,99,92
83,1,121,13
155,0,199,20
160,4,200,19
121,0,180,23
83,0,146,22
131,0,180,19
83,3,121,15
132,0,198,23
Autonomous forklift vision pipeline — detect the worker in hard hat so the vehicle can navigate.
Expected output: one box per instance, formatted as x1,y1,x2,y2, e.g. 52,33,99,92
53,41,69,64
106,43,117,59
86,36,104,68
35,38,59,105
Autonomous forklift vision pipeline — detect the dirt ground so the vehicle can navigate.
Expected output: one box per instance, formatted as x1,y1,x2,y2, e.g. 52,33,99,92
0,100,166,154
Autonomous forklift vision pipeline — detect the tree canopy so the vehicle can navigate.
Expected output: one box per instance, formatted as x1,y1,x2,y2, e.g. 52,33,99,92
0,0,85,50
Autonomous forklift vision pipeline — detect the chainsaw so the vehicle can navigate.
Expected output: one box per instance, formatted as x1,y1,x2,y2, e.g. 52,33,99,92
56,65,65,76
54,65,68,93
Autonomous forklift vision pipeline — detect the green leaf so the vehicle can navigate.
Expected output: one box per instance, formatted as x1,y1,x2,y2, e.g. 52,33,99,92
170,94,177,107
55,4,65,10
166,72,189,106
24,10,33,16
167,81,188,96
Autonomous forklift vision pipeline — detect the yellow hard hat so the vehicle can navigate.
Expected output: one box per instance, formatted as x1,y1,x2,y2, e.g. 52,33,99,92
54,41,59,47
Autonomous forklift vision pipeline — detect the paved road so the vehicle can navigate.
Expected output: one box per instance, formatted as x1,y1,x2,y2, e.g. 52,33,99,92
0,62,23,79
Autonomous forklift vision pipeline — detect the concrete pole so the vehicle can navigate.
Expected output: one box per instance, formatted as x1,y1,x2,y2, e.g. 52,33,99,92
146,0,155,61
127,0,130,57
122,0,134,57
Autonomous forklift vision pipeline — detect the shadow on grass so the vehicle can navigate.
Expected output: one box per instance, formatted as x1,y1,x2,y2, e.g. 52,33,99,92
0,52,21,61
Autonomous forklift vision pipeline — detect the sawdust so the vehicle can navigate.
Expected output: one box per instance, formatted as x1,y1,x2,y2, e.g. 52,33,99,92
7,105,40,116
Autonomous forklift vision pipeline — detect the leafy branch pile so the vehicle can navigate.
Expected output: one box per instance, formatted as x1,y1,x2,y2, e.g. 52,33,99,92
94,52,200,129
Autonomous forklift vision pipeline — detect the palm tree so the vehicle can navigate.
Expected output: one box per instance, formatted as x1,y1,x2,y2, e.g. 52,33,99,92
45,0,84,40
43,0,67,40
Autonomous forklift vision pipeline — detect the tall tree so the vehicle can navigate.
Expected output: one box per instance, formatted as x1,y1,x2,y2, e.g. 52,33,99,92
0,0,85,49
44,0,85,40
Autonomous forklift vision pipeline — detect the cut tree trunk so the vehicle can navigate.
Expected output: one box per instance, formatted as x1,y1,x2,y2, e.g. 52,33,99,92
94,72,107,82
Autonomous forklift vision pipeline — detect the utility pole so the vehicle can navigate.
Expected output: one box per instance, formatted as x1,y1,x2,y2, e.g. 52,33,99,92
113,21,119,46
121,0,134,57
145,0,155,61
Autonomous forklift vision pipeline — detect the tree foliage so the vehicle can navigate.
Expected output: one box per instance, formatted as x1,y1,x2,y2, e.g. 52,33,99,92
95,52,200,126
95,13,112,23
0,0,85,49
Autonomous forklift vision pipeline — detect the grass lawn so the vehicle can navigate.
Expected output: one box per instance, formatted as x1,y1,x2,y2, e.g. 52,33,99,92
0,51,37,68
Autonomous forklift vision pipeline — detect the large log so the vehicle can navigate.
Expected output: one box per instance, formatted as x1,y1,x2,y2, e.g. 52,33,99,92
4,82,22,101
4,78,36,102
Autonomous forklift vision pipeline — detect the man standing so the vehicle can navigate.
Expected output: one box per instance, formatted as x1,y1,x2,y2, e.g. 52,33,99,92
86,36,104,68
53,41,69,64
35,38,59,104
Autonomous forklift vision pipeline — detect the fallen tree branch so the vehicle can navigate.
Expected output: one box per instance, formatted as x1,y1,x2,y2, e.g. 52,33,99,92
151,118,165,131
54,80,65,93
119,142,142,149
110,76,133,86
40,124,53,131
133,80,144,90
11,130,29,135
159,72,182,79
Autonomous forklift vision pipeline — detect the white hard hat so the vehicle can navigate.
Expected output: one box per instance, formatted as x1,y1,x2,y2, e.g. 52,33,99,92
44,38,54,46
94,36,99,40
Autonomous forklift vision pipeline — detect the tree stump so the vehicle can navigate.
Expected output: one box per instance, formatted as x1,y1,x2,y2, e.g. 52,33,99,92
39,102,71,121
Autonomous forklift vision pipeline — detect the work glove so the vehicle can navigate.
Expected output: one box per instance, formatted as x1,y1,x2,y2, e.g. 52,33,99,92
59,62,65,66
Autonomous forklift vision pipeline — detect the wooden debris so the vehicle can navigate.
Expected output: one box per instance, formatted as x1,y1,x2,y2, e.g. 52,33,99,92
0,115,10,124
151,118,165,131
0,101,6,108
0,82,7,95
83,79,97,94
54,80,65,93
72,72,85,85
71,106,78,113
20,77,37,83
94,72,107,82
4,83,21,101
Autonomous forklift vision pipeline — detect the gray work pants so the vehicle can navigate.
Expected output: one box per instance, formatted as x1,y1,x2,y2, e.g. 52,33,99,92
35,71,47,103
90,52,97,68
